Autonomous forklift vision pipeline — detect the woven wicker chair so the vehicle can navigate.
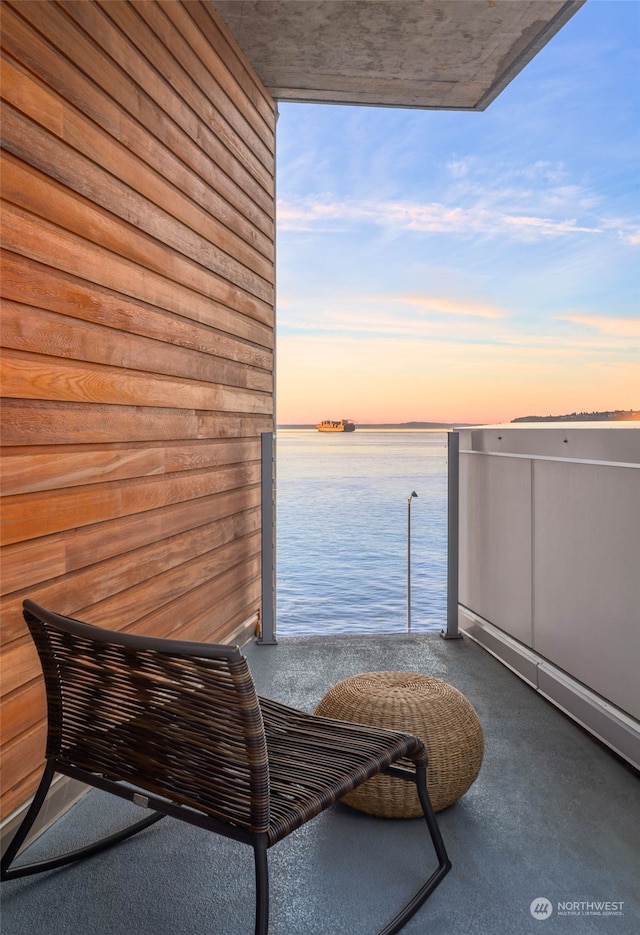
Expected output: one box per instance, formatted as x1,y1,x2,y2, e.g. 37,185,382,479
2,601,450,934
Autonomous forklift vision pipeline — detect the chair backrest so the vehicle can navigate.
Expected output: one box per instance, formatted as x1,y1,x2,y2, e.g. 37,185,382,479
22,600,270,833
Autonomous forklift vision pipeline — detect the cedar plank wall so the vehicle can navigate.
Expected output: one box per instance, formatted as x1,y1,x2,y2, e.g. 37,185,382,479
0,0,276,822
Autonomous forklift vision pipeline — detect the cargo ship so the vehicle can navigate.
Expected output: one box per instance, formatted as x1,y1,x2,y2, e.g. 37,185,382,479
315,419,356,433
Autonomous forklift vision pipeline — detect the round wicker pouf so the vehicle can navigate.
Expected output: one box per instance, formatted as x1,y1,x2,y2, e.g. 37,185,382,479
314,671,483,816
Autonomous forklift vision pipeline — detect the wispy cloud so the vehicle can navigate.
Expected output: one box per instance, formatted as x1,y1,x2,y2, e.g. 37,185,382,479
279,291,638,356
389,294,506,319
502,215,600,236
559,314,640,338
277,301,503,341
600,218,640,246
278,195,605,241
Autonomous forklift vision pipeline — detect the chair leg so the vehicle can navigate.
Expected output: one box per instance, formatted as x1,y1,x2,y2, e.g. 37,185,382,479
415,763,450,871
1,763,165,881
377,763,451,935
1,762,56,880
253,835,269,935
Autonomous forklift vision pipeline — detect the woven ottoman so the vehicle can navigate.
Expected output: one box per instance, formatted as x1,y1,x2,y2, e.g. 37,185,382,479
314,671,483,816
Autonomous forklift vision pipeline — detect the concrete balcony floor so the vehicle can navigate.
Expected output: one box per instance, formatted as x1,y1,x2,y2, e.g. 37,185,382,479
3,633,639,934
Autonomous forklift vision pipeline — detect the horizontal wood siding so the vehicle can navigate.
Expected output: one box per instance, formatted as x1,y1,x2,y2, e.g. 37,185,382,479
0,0,276,820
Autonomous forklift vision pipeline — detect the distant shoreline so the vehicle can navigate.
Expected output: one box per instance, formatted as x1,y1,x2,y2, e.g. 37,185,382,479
512,409,639,423
279,410,639,430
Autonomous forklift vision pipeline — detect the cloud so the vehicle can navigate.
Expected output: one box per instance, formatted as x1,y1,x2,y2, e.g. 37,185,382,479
601,219,640,246
390,294,506,319
278,195,605,241
446,157,473,179
502,215,601,236
278,307,449,339
559,314,640,338
278,294,639,358
277,291,507,339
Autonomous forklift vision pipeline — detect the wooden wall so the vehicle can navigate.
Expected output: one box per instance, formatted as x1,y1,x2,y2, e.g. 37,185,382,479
0,0,276,822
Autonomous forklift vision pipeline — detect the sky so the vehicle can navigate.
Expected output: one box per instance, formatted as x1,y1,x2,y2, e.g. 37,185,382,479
274,0,639,425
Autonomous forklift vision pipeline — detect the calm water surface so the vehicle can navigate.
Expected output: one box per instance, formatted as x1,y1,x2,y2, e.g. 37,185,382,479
275,430,449,636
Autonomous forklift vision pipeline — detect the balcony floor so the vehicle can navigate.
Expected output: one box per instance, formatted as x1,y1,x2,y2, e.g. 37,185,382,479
3,633,639,934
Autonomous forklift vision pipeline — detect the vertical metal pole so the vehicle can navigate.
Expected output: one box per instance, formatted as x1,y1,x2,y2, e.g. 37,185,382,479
407,496,411,632
259,431,277,644
441,431,462,639
406,491,417,632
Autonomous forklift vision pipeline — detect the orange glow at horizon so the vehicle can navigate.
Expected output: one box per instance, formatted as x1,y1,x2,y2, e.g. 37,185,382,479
276,335,639,425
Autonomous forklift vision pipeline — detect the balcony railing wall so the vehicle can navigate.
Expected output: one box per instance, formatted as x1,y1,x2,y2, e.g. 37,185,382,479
457,424,640,768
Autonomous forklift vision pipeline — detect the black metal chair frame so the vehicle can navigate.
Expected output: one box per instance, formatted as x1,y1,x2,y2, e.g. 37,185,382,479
2,600,451,934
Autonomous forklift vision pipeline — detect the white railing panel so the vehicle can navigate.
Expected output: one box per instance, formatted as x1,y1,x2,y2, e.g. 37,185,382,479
458,424,640,733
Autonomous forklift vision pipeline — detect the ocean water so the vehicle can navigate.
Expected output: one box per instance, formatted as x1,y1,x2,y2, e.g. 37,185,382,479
275,430,449,636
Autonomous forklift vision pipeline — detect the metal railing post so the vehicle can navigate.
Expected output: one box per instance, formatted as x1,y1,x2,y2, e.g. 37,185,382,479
407,491,418,632
407,496,411,632
259,431,277,644
441,431,463,640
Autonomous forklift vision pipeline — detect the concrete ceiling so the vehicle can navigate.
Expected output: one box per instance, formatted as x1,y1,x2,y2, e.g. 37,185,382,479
212,0,584,110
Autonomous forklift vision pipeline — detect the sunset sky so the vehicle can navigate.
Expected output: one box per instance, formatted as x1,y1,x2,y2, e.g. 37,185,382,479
274,0,639,425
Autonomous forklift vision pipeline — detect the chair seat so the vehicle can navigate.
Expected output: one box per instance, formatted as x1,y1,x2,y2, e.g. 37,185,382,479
44,697,425,844
260,697,424,845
